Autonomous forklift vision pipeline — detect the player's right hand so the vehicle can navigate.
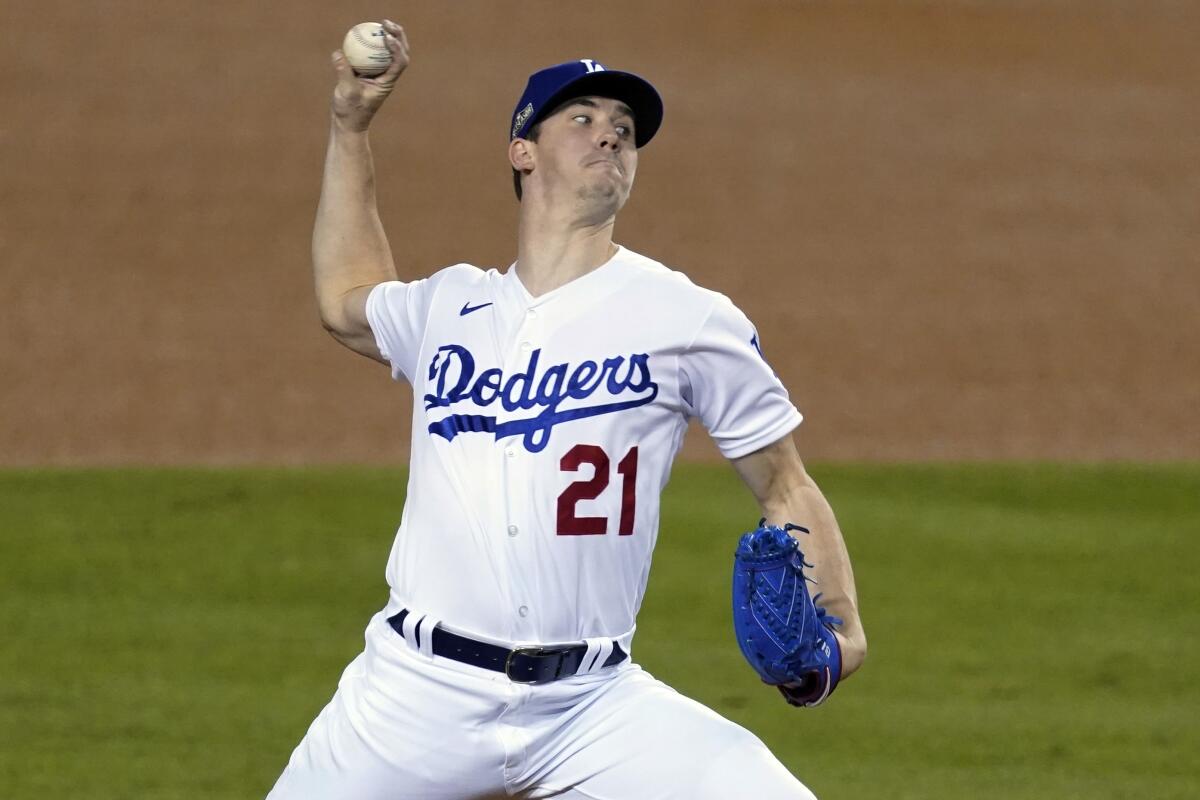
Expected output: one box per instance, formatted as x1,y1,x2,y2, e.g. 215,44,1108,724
330,19,410,133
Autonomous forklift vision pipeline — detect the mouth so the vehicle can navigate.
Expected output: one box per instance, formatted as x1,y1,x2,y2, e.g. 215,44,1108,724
587,159,623,175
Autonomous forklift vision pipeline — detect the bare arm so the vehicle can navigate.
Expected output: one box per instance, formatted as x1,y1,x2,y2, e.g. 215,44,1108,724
731,434,867,679
313,20,411,362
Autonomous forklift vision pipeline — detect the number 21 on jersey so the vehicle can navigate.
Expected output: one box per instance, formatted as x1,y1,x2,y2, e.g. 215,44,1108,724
557,444,637,536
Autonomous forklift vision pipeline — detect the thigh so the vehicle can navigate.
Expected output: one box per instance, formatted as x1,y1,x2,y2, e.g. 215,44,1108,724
522,667,817,800
266,623,513,800
266,667,395,800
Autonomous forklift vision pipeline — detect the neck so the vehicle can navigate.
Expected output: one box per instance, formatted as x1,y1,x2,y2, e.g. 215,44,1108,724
514,191,620,297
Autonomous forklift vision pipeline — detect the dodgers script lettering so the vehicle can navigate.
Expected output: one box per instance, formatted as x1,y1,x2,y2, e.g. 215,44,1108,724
423,344,658,452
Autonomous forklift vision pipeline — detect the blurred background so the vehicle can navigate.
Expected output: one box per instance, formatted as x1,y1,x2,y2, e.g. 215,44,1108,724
3,0,1196,466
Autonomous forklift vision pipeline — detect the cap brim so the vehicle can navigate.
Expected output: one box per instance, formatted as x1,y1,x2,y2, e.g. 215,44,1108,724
527,70,663,148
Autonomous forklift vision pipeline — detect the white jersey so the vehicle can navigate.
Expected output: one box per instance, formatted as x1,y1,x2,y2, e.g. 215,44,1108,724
365,245,801,650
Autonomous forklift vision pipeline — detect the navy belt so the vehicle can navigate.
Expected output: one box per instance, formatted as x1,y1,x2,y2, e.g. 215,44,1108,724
387,609,626,685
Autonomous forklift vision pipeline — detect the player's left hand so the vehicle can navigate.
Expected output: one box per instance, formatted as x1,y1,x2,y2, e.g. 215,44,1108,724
731,521,843,707
331,19,411,133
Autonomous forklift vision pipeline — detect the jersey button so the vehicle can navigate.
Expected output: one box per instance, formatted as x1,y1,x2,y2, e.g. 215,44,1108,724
518,605,529,617
520,341,532,351
507,524,519,537
527,309,538,319
505,448,516,458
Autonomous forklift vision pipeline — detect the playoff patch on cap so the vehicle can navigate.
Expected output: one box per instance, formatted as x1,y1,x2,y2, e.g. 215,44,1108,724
509,59,663,148
511,103,534,140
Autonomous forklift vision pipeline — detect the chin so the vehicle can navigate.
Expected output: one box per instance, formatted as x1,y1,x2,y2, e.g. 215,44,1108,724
576,180,629,217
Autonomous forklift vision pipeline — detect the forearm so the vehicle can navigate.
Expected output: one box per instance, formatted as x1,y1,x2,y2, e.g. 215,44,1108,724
762,475,866,678
312,120,399,329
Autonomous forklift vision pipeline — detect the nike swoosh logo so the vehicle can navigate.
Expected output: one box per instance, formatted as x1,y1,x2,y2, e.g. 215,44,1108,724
459,301,494,316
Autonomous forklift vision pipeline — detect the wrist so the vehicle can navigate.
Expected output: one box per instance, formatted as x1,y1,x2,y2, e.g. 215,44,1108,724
832,625,867,678
331,114,372,136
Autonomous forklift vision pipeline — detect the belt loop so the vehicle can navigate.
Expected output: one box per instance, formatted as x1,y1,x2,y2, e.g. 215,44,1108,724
578,637,613,675
579,639,601,674
416,615,439,660
401,611,423,652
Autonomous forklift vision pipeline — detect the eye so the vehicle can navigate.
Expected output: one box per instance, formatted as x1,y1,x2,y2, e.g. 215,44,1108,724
573,114,591,124
615,124,632,138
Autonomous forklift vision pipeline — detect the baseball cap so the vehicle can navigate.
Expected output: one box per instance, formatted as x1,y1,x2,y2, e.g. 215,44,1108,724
509,59,663,148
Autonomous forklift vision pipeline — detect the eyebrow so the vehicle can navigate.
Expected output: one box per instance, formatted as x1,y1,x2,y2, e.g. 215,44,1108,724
566,97,636,123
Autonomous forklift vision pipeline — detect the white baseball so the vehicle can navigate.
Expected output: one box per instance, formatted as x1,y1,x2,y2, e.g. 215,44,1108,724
342,22,392,77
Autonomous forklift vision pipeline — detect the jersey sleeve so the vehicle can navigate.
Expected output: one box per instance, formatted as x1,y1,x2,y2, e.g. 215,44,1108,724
365,277,438,383
678,296,803,459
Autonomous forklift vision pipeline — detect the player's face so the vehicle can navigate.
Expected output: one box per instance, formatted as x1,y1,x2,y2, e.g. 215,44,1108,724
533,96,638,215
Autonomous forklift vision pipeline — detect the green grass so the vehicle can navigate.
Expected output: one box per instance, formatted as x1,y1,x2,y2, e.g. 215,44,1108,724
1,464,1197,799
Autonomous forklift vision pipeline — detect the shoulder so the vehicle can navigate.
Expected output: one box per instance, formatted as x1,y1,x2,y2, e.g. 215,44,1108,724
425,262,492,290
370,263,492,302
616,247,744,322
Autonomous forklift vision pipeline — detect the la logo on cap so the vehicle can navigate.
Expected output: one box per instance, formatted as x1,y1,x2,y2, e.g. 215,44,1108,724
581,59,606,73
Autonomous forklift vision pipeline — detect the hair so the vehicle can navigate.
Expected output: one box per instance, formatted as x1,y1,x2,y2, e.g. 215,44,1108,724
512,121,543,201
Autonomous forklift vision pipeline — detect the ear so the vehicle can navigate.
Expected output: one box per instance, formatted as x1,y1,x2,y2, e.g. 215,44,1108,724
509,138,535,174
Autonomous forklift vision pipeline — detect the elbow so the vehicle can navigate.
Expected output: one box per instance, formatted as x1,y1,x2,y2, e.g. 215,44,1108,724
318,311,355,349
316,294,351,337
318,309,341,335
315,282,375,340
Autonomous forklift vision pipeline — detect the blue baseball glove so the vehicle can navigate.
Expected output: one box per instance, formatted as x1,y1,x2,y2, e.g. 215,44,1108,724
732,520,843,707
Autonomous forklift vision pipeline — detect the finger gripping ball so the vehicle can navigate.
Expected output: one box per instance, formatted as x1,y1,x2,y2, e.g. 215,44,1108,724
342,22,391,77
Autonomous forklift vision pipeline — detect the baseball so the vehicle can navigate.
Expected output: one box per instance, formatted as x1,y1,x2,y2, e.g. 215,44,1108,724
342,22,392,76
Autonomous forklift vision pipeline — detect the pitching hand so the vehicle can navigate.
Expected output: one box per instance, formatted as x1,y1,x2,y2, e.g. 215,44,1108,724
330,19,410,133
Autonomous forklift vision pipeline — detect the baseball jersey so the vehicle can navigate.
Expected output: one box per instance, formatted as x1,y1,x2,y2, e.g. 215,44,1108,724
365,245,801,650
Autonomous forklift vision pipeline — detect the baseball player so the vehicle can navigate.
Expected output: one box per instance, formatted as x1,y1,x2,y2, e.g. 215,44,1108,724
268,20,866,800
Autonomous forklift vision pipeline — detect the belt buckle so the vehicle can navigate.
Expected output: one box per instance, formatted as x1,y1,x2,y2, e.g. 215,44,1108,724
505,647,567,685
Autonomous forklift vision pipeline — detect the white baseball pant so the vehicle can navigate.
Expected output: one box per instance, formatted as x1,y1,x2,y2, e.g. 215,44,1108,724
266,612,818,800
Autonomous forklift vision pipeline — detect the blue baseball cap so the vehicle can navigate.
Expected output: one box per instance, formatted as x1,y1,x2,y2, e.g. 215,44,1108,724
509,59,663,148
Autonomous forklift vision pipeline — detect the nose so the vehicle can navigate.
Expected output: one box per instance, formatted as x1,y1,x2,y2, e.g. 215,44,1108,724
598,128,620,151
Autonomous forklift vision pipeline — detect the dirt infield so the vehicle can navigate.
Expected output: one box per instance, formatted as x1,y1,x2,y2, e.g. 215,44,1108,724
2,1,1196,464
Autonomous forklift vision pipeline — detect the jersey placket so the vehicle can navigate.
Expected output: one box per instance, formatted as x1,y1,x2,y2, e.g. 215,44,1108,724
498,301,547,639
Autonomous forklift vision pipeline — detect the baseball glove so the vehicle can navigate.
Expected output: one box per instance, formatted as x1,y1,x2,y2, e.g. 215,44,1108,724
732,520,842,707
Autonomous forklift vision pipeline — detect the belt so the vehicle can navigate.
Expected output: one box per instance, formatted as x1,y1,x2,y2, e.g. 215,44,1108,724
387,609,627,685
